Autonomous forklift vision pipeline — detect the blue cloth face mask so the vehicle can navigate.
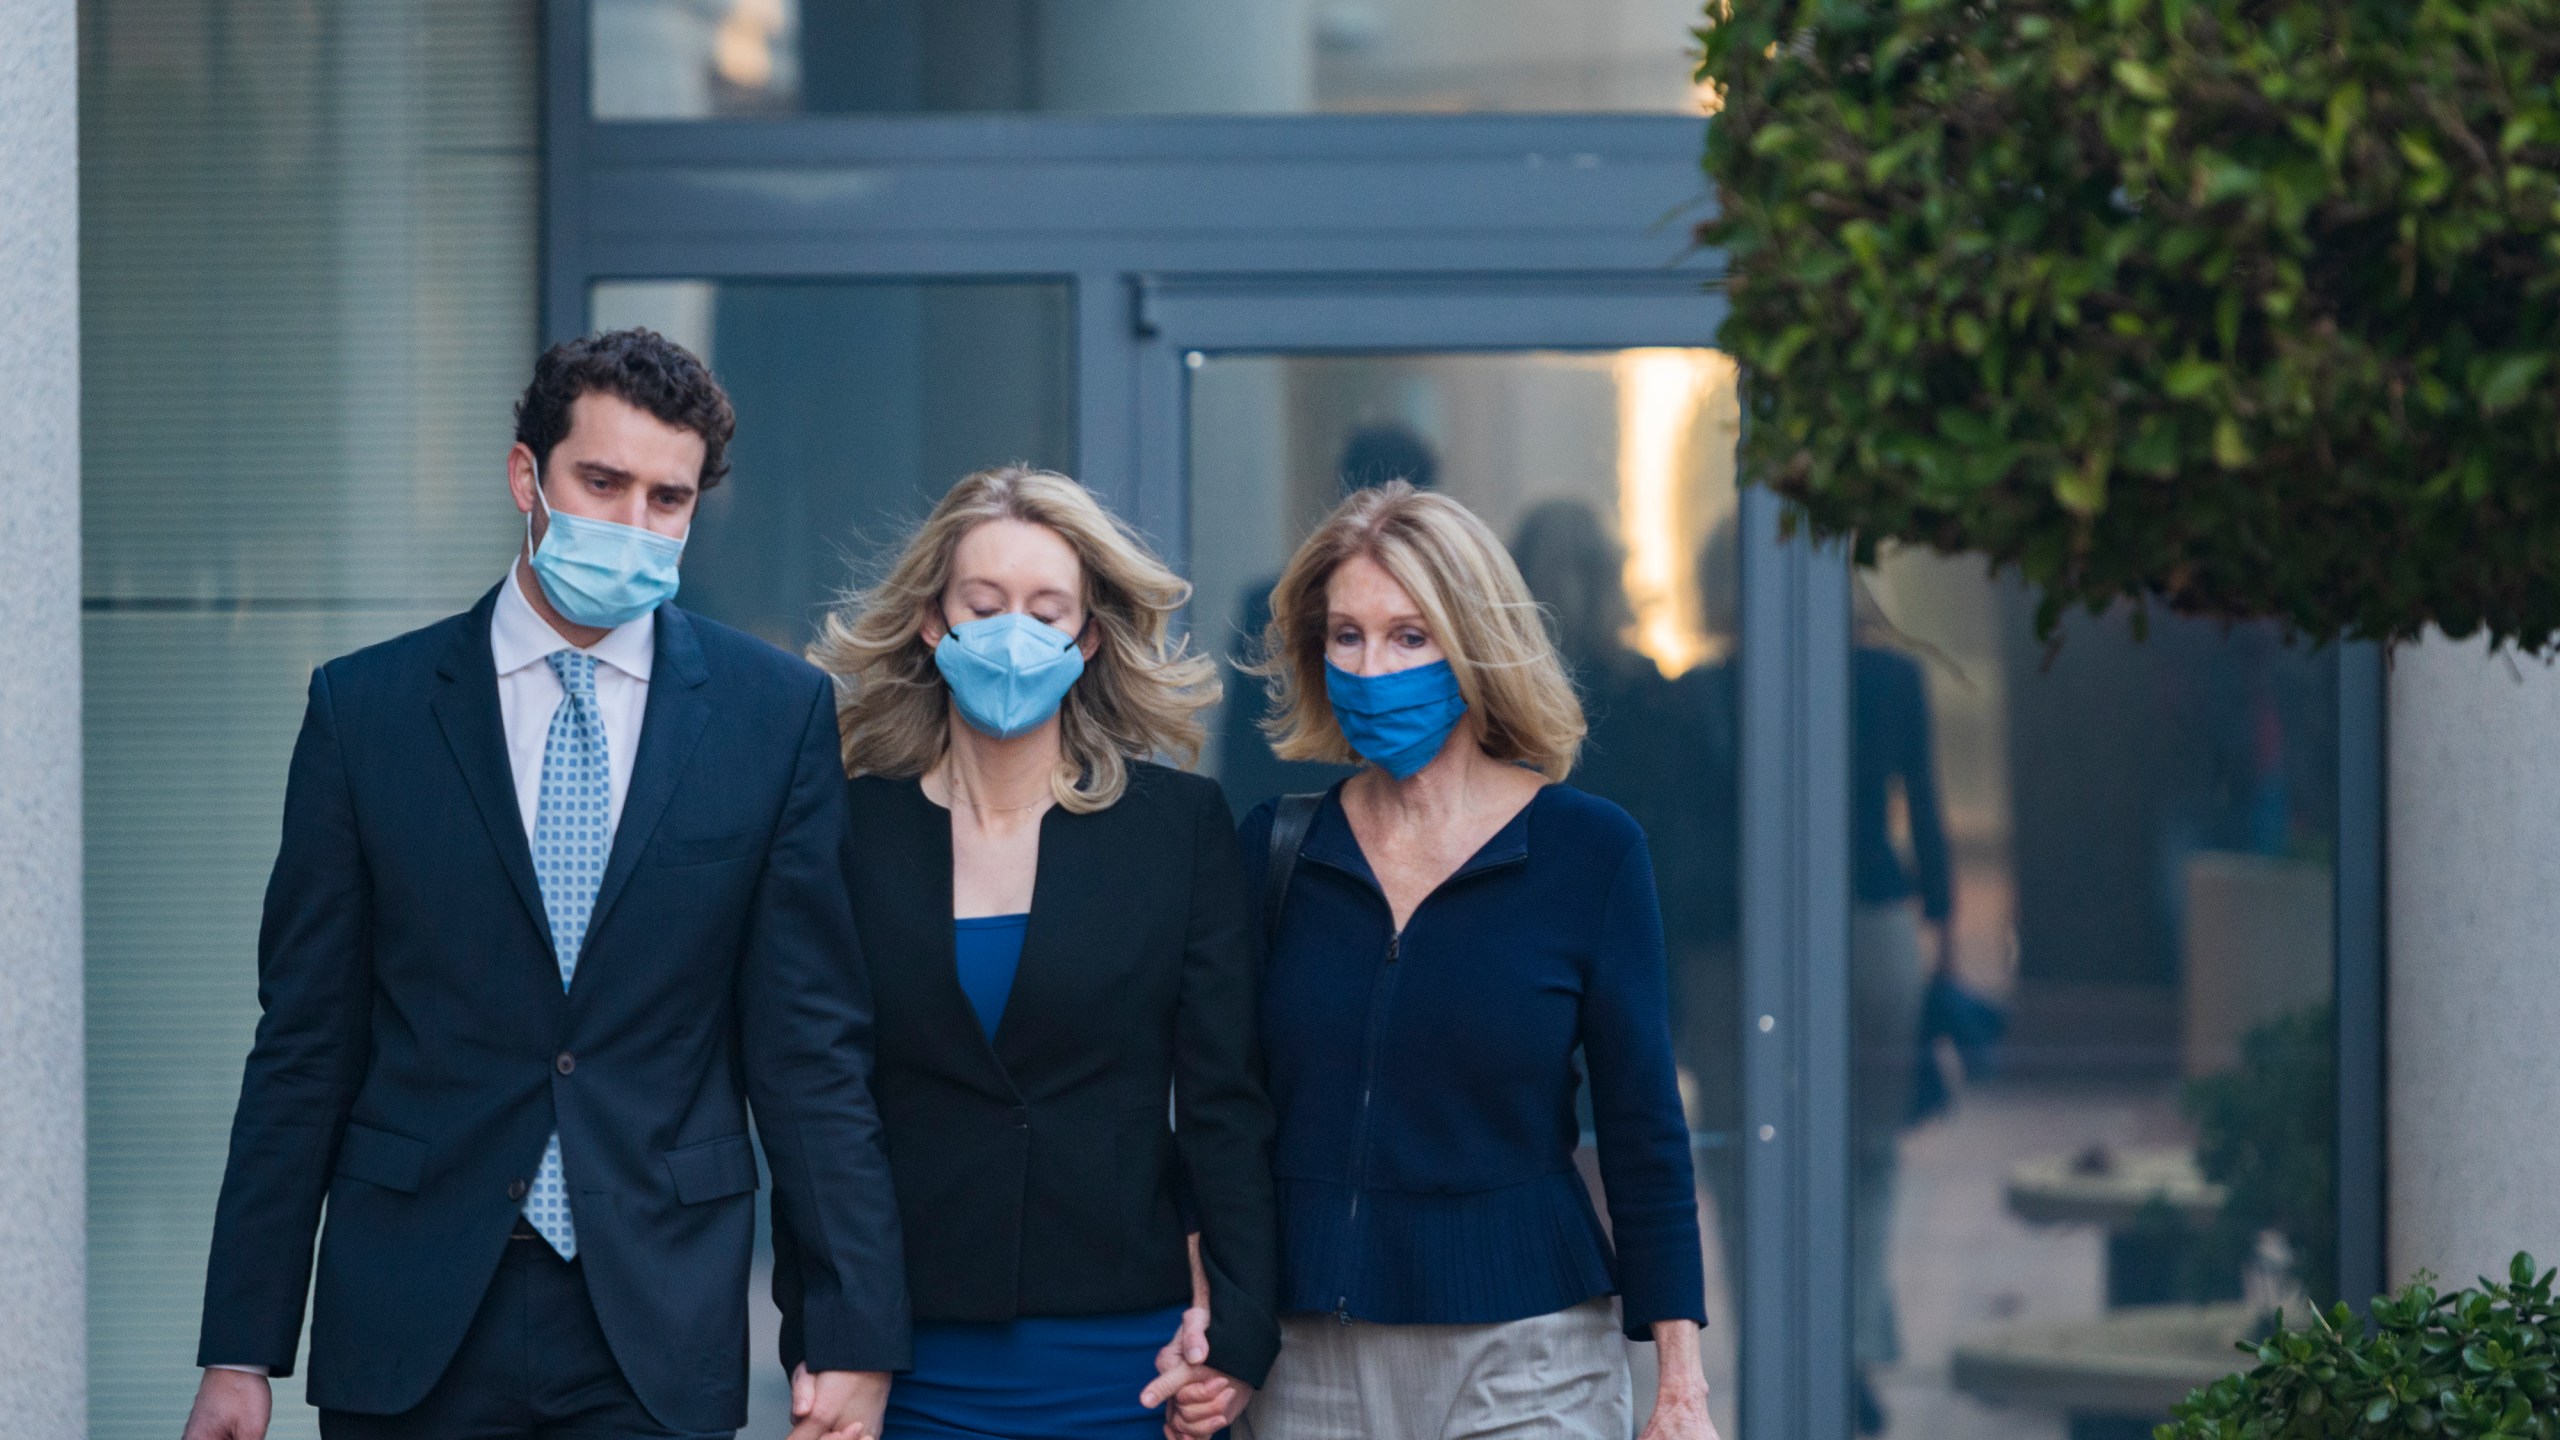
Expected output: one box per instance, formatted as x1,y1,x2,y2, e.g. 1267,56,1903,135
1325,659,1469,780
935,612,1088,741
525,461,687,629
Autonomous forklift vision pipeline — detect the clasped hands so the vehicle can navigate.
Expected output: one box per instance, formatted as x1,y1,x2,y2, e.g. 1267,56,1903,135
786,1364,892,1440
1138,1305,1251,1439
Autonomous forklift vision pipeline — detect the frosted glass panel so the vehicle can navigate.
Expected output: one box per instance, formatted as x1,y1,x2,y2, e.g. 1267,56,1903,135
86,611,454,1440
80,0,536,1433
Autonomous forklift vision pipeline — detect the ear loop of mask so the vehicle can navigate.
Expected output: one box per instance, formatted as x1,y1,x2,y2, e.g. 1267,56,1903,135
525,454,553,556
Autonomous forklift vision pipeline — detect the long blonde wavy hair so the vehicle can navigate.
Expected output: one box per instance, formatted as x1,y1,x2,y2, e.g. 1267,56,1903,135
1254,481,1587,782
808,465,1218,813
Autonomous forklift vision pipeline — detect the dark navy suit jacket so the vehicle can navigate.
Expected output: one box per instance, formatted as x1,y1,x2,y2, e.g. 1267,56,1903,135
196,585,909,1432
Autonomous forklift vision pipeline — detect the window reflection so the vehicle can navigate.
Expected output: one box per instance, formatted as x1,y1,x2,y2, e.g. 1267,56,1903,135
1850,548,2339,1440
591,278,1076,652
1188,349,1742,1437
592,0,1716,119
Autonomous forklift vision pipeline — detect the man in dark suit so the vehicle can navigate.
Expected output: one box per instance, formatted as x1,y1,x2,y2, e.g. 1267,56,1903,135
179,330,907,1440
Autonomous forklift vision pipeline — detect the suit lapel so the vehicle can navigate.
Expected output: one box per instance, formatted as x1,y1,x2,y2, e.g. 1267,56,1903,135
430,585,554,949
581,604,713,953
990,802,1084,1072
893,781,1026,1098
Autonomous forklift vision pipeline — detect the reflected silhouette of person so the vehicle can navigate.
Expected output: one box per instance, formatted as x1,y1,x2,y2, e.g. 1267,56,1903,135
1664,519,1744,1348
1219,426,1438,810
1844,573,1956,1434
1506,500,1679,832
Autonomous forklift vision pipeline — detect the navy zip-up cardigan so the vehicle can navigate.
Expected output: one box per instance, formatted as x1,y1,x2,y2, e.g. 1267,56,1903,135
1239,781,1707,1339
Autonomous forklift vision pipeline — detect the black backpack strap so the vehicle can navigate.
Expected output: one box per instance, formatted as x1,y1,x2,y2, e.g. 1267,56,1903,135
1262,792,1324,943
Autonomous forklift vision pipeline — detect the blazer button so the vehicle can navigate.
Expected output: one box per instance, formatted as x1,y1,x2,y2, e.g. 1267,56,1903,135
508,1179,529,1200
555,1052,576,1075
1012,1107,1029,1130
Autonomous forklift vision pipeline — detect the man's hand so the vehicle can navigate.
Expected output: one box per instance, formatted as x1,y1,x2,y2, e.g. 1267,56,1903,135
180,1368,271,1440
788,1364,891,1440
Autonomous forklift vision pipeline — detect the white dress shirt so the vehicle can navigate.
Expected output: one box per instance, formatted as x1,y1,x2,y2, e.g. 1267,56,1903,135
491,558,654,840
207,565,653,1381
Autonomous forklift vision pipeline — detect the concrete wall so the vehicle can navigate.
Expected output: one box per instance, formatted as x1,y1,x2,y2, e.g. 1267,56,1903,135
0,0,86,1434
2389,634,2560,1289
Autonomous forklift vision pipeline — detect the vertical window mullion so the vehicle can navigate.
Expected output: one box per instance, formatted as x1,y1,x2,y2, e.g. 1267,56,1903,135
1739,483,1855,1440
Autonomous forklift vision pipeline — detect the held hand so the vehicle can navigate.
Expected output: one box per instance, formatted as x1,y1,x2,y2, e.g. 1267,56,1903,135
181,1369,272,1440
1162,1304,1210,1368
788,1363,891,1440
1168,1373,1252,1439
1138,1304,1209,1407
1141,1311,1251,1440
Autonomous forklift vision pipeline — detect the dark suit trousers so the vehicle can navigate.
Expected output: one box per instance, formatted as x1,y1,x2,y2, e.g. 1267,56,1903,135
317,1224,733,1440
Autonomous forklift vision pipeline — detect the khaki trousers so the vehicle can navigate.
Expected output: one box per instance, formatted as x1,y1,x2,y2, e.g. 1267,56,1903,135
1237,1298,1633,1440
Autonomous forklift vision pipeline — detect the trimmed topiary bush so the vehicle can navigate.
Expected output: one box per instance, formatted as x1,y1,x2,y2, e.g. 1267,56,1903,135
1698,0,2560,648
2160,1253,2560,1438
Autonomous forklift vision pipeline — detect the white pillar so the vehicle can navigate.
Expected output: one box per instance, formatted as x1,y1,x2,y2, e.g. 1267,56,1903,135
2389,634,2560,1288
0,0,86,1434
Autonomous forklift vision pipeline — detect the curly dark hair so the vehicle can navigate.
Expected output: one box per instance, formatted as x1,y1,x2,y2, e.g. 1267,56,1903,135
514,328,737,489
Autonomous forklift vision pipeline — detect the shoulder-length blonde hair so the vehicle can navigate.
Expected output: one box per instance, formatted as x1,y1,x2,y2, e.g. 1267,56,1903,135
809,465,1219,813
1255,481,1585,782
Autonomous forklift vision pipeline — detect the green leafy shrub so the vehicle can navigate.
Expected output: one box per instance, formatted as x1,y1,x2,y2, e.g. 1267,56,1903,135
2159,1254,2560,1438
1698,0,2560,647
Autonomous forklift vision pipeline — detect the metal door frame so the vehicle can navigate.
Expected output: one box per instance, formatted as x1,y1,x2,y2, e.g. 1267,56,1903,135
1085,266,1836,1440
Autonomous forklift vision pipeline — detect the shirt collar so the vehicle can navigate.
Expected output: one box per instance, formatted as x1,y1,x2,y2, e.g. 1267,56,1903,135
492,559,657,684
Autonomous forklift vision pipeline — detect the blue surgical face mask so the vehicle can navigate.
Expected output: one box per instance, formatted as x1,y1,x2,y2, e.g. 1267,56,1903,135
935,611,1087,741
1325,658,1469,780
525,460,687,629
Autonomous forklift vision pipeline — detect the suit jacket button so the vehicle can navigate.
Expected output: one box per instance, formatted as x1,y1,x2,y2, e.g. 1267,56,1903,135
508,1179,529,1200
555,1052,576,1075
1012,1107,1029,1130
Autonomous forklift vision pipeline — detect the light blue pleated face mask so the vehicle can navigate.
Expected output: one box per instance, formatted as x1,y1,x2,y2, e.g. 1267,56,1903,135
934,611,1088,741
525,459,687,629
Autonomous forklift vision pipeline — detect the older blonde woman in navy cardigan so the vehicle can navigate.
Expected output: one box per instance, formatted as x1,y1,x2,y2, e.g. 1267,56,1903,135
1171,482,1718,1440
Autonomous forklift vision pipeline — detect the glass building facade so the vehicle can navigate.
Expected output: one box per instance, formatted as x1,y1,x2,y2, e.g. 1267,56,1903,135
76,3,2380,1437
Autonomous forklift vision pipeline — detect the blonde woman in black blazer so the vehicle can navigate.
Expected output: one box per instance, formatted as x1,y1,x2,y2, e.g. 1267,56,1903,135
777,466,1277,1440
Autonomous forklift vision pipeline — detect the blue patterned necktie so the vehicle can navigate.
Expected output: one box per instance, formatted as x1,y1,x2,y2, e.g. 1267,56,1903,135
524,649,611,1257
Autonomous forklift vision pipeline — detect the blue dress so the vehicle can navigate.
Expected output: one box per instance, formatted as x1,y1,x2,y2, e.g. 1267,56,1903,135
885,914,1188,1440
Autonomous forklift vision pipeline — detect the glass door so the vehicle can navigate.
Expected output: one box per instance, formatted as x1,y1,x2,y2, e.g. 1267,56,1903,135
1844,551,2348,1440
1141,274,1747,1438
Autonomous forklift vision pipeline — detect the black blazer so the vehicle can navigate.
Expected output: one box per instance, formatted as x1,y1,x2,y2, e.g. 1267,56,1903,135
196,586,909,1433
778,762,1282,1385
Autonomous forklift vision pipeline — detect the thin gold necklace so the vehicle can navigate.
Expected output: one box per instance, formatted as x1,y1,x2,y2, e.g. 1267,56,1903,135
935,774,1050,815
